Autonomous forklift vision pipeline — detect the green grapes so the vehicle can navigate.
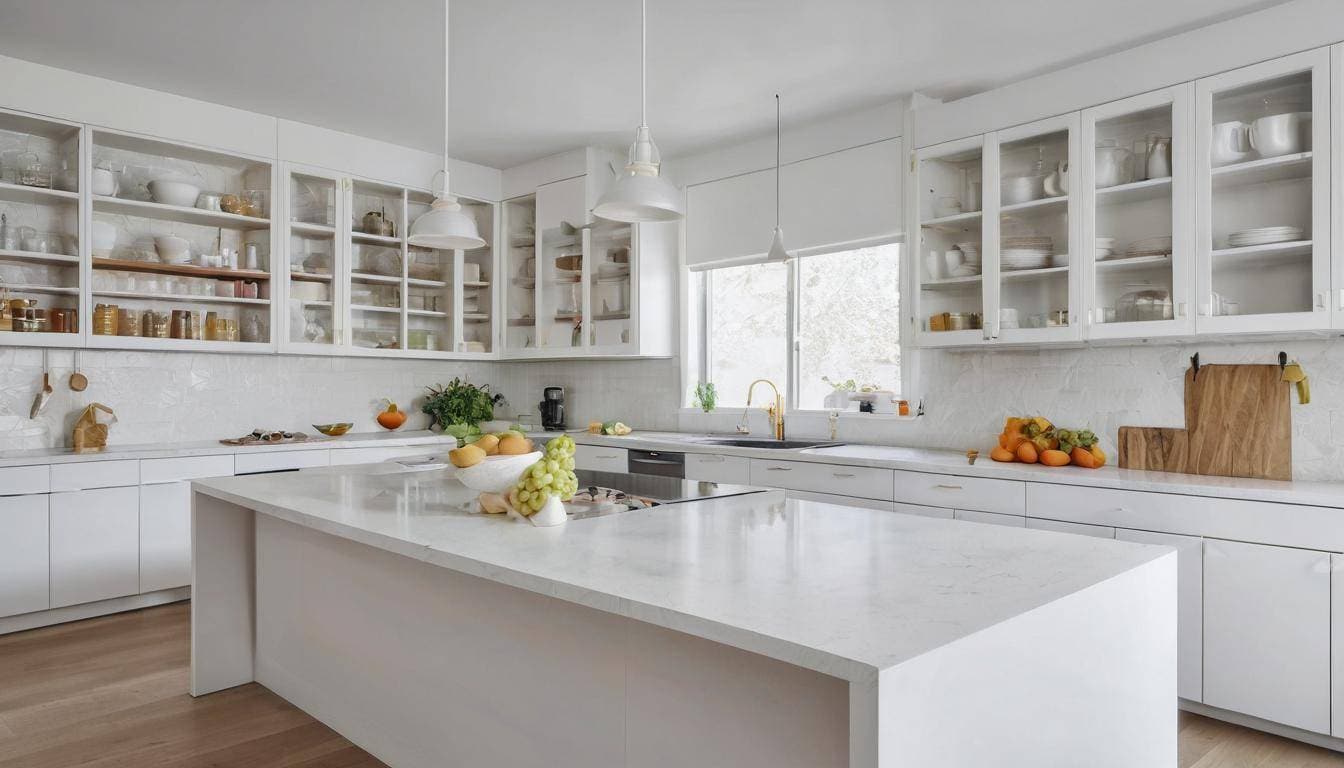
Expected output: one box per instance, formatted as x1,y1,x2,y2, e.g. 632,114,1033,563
509,435,580,514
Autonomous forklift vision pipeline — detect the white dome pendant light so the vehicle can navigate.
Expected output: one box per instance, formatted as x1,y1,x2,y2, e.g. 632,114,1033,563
409,0,486,251
592,0,684,223
766,94,791,262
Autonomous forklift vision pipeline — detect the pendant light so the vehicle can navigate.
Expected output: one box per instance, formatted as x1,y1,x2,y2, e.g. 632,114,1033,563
766,94,791,262
408,0,486,251
592,0,684,223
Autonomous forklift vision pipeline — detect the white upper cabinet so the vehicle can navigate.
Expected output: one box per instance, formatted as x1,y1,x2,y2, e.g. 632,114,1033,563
281,164,345,354
1194,48,1331,334
1082,85,1195,340
912,134,990,348
991,113,1082,344
1333,44,1344,331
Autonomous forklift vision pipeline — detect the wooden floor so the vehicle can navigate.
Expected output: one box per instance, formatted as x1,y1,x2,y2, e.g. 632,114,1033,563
0,603,1340,767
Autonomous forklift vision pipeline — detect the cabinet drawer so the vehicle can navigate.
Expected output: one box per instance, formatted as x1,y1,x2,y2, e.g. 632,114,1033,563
750,459,894,501
50,459,140,491
574,445,629,473
140,455,234,485
953,509,1026,527
684,453,750,485
893,470,1024,515
0,464,49,495
234,449,330,475
0,494,49,617
50,486,141,608
329,446,431,466
786,489,895,512
1026,517,1116,539
893,502,954,520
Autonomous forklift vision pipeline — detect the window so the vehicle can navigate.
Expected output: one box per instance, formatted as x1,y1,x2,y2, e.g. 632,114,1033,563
692,239,905,411
796,243,901,409
705,261,789,407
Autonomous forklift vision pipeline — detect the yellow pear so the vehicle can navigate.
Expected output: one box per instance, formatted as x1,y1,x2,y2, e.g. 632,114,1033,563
449,444,486,468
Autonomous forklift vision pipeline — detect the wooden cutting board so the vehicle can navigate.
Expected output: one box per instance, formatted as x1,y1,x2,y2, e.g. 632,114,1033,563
1118,364,1292,480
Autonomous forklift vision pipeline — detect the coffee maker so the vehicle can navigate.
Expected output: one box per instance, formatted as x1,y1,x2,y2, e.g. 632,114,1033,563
540,387,566,430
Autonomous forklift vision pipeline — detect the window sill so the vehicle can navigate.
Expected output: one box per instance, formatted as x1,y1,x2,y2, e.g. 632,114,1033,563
678,407,922,422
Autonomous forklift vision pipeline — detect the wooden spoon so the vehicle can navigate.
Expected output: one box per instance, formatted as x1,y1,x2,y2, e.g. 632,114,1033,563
69,350,88,392
29,350,53,418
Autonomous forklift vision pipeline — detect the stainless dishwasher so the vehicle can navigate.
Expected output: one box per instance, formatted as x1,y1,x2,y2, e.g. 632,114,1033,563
627,449,686,478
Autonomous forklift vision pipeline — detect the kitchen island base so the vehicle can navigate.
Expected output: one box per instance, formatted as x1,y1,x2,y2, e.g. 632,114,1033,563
192,490,1176,768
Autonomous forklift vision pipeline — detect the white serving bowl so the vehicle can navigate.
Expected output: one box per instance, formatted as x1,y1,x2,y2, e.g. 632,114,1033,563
91,221,117,257
154,235,191,263
148,178,201,207
454,451,542,493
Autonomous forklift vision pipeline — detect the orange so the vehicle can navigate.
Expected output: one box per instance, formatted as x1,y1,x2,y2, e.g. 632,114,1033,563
1041,449,1071,467
990,447,1016,462
1016,442,1039,464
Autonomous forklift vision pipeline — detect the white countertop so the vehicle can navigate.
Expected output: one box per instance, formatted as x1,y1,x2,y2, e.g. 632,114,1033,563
192,466,1169,681
569,431,1344,508
0,430,462,468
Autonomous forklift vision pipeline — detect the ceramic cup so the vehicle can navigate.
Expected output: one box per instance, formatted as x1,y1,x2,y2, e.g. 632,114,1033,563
924,253,945,281
943,249,964,273
1211,121,1252,165
1249,112,1310,159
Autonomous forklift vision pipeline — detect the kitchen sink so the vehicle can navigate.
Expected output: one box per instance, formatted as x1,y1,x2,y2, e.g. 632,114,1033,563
689,437,843,450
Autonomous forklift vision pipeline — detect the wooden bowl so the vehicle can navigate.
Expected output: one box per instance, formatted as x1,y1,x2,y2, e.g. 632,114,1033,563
555,254,582,272
313,422,353,436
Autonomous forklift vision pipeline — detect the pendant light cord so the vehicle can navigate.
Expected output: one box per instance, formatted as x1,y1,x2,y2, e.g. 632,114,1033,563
442,0,451,196
641,0,647,128
775,94,781,228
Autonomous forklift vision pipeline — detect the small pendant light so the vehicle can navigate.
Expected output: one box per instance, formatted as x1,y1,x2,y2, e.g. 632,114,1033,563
592,0,685,223
766,94,791,261
409,0,486,251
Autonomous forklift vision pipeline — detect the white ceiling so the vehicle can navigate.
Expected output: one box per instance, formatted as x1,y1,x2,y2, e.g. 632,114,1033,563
0,0,1292,169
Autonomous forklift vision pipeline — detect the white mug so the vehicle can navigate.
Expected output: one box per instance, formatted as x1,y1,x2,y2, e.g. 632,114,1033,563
943,250,964,273
1211,121,1252,166
924,253,944,281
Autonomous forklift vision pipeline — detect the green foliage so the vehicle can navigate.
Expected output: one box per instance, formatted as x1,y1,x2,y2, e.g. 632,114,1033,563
822,376,858,392
422,379,505,444
692,381,718,413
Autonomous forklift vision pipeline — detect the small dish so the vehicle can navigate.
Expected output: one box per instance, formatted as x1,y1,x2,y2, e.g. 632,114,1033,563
313,422,353,436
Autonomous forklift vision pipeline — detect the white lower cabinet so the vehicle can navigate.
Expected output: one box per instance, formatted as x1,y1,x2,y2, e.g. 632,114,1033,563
952,509,1025,527
0,494,49,618
1334,554,1344,737
49,486,140,609
749,459,895,500
573,445,629,473
139,482,191,593
893,502,954,519
1026,517,1115,538
1203,538,1330,734
1115,528,1203,703
684,453,751,485
784,489,895,512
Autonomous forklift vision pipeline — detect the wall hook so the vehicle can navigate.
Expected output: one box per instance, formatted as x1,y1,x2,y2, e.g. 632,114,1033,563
1190,352,1201,379
1278,351,1288,370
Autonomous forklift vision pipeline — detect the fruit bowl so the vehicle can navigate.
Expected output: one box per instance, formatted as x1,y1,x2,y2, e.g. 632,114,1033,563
454,451,542,493
312,422,353,436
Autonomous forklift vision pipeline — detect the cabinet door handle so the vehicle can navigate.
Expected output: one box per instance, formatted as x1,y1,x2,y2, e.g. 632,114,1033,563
596,454,619,459
934,483,963,490
1176,302,1187,318
833,472,856,479
766,466,792,472
1316,293,1327,311
699,456,726,463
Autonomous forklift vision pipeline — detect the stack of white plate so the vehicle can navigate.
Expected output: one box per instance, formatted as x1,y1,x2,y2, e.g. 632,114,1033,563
1001,236,1053,270
955,241,982,267
1124,235,1173,258
1227,226,1303,248
1095,236,1118,259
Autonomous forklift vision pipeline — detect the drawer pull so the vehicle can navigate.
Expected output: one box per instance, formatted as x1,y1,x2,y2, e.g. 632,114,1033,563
698,456,726,463
934,483,963,490
766,466,792,472
595,454,620,460
833,473,856,479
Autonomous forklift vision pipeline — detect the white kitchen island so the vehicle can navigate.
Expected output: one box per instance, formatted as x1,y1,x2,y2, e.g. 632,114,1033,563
190,465,1177,768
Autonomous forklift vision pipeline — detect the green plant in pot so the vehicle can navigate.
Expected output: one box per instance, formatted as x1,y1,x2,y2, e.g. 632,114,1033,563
422,378,506,446
692,381,717,413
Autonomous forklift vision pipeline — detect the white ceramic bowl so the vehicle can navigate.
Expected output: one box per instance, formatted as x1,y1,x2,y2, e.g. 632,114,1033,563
454,451,542,493
154,235,191,263
148,178,201,207
91,221,117,257
1001,174,1045,206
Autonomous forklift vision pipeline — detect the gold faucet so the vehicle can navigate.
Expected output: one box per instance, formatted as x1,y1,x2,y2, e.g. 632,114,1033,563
737,379,785,440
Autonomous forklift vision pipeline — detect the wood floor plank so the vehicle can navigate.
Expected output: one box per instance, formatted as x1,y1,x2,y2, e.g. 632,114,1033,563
0,602,1339,767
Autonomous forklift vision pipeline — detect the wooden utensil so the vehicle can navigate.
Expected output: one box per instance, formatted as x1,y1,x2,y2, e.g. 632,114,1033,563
68,349,88,392
29,349,52,418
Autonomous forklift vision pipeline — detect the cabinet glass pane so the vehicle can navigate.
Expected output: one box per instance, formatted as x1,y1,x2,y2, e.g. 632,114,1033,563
1093,104,1176,326
589,221,632,347
349,181,403,350
457,198,494,354
404,191,451,354
1209,70,1314,317
999,129,1069,330
287,172,337,345
538,224,583,350
503,196,536,350
87,130,272,345
917,147,983,335
0,113,81,338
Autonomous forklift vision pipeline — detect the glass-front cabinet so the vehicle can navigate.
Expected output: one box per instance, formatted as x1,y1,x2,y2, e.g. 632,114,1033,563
0,109,82,346
912,134,989,347
992,113,1081,344
283,166,342,352
1082,85,1193,339
536,176,587,353
1195,48,1330,334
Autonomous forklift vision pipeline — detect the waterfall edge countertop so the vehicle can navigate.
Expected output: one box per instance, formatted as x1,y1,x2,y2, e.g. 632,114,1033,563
191,465,1171,680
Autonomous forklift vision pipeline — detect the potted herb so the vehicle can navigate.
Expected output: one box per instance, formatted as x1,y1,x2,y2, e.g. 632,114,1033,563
422,378,506,445
821,376,857,410
692,381,718,413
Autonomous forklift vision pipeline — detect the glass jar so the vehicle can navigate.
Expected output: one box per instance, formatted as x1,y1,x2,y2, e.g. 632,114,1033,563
1116,285,1174,323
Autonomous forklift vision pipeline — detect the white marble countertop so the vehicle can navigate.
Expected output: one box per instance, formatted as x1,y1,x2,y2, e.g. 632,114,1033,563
569,431,1344,508
0,430,463,468
192,466,1170,681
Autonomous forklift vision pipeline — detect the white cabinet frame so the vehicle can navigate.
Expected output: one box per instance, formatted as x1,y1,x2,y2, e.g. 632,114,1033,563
1081,85,1197,340
1194,47,1332,335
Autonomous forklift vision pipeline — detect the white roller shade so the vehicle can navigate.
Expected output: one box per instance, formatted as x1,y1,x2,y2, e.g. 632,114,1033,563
684,137,903,270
